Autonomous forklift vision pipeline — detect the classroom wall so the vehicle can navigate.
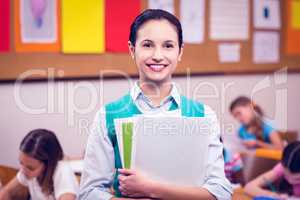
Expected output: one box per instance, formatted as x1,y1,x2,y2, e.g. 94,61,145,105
0,72,299,168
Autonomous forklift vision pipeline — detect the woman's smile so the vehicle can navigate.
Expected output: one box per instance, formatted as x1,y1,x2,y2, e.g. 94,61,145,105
146,63,168,72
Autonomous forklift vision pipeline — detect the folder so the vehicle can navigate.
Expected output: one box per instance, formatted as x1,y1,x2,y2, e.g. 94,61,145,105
115,116,212,186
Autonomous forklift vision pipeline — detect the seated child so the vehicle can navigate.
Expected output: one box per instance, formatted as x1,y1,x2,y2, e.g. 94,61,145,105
244,141,300,199
0,129,78,200
230,96,283,150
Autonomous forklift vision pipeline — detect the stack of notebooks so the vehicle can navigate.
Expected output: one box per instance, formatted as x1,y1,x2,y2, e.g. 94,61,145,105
115,115,214,186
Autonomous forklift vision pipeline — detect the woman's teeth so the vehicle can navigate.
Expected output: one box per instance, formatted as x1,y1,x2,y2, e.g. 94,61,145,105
148,64,166,72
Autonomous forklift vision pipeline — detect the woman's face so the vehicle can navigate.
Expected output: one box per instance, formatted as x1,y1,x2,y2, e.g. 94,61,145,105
231,105,255,125
283,168,300,185
19,151,45,179
129,19,183,85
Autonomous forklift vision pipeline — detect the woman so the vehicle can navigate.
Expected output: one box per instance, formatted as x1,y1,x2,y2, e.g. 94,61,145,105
0,129,78,200
79,9,232,200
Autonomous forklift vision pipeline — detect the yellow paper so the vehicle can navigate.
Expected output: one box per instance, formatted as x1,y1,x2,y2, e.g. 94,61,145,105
62,0,105,53
292,0,300,29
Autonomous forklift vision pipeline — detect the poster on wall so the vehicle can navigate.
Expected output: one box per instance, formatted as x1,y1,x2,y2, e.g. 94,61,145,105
253,0,281,29
253,31,280,63
148,0,174,14
105,0,141,52
62,0,105,53
15,0,60,52
210,0,249,40
180,0,205,44
0,0,10,52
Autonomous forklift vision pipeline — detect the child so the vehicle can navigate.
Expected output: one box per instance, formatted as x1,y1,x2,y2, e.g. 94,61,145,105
0,129,78,200
230,96,283,150
244,141,300,199
79,9,232,200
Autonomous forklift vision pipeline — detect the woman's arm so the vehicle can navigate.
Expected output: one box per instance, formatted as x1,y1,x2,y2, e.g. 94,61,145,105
0,177,29,200
78,109,116,200
244,169,281,198
148,182,215,200
256,131,283,150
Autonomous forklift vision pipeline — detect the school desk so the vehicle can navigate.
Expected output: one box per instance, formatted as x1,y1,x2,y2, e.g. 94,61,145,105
232,187,252,200
254,148,282,161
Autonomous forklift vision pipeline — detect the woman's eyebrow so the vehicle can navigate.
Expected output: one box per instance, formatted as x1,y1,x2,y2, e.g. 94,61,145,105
141,39,153,43
164,40,175,43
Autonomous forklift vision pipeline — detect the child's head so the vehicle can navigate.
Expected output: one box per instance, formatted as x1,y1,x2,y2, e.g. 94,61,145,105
230,96,263,125
281,141,300,184
19,129,63,194
128,9,183,84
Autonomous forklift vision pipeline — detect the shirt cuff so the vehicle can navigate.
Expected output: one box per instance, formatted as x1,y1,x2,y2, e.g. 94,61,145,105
202,182,233,200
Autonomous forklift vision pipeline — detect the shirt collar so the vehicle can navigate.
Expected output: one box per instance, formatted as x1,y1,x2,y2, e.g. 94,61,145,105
130,81,181,108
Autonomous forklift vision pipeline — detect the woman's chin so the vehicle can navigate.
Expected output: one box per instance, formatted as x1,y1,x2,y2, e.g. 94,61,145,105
145,74,170,84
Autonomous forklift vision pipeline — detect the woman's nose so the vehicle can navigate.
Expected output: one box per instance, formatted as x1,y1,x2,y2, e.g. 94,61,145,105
152,48,163,62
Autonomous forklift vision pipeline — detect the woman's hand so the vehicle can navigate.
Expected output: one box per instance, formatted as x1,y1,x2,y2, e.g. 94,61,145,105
118,168,155,198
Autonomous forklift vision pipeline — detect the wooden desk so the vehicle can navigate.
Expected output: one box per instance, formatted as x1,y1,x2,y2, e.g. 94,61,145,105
0,165,17,185
232,188,252,200
255,148,282,161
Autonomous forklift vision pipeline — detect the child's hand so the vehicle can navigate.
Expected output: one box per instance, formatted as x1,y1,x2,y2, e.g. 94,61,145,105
118,168,155,198
243,140,257,148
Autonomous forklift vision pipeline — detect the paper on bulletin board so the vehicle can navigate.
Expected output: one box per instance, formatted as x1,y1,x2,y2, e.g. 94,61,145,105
253,0,281,29
285,0,300,55
148,0,174,14
0,0,10,52
14,0,60,52
210,0,249,40
218,43,240,63
291,0,300,29
62,0,105,53
253,31,279,63
180,0,205,44
105,0,140,52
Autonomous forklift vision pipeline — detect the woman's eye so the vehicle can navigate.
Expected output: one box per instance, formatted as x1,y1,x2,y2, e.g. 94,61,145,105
165,44,174,48
143,43,152,48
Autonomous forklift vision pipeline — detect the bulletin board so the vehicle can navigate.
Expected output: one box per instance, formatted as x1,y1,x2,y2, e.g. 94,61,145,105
0,0,300,81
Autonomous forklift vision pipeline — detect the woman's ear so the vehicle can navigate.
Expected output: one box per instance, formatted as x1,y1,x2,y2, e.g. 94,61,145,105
178,45,184,62
128,41,135,59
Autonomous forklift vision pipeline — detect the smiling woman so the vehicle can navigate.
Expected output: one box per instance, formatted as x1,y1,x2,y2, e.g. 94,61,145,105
79,9,232,200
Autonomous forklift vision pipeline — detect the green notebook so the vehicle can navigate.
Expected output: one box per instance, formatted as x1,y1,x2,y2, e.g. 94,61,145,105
122,122,133,169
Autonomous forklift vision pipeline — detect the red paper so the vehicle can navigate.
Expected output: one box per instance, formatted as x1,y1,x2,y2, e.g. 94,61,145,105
0,0,10,52
105,0,141,52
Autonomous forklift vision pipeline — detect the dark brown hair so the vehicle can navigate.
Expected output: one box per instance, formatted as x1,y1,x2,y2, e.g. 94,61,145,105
20,129,64,195
278,141,300,195
230,96,264,140
129,9,183,48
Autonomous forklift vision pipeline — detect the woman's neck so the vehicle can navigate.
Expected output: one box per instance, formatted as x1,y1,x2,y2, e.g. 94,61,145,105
139,80,173,107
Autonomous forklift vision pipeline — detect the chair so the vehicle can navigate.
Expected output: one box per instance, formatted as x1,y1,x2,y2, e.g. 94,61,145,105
0,165,18,186
278,130,298,144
